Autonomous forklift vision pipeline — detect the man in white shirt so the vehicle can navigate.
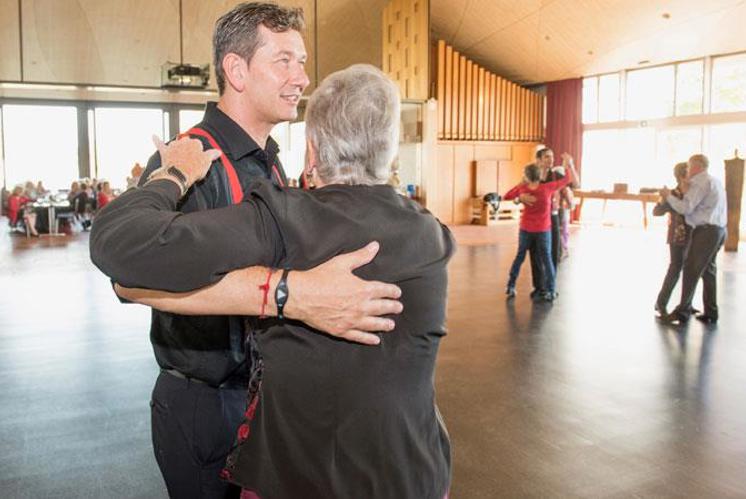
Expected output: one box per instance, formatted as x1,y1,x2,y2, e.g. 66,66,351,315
661,154,727,324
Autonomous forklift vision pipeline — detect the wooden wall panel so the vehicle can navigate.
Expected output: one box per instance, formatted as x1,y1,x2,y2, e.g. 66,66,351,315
457,55,466,139
475,160,498,197
433,39,543,142
465,60,473,141
382,0,428,100
22,0,180,86
436,40,445,139
450,50,460,140
536,92,542,140
489,74,497,141
497,78,508,140
0,0,21,81
471,63,478,141
434,144,455,222
428,140,541,224
474,143,512,162
507,82,515,140
318,0,386,84
477,67,485,140
453,145,475,224
521,88,528,140
444,44,453,139
528,92,536,140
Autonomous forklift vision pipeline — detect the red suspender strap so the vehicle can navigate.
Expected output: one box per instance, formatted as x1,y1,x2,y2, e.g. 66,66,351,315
183,127,244,204
272,164,286,188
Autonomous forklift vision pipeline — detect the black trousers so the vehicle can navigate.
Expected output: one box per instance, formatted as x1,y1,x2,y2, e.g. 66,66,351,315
674,225,726,319
531,212,561,291
151,371,246,499
656,242,688,312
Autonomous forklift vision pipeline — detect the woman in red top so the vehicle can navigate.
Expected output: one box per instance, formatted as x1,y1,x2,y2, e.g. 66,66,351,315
97,181,113,210
7,185,39,236
503,158,577,301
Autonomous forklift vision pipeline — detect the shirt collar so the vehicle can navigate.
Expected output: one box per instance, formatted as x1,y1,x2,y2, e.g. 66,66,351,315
201,102,280,160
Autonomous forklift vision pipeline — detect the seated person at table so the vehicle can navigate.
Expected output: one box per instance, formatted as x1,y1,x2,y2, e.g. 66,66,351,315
91,64,453,499
67,181,81,202
504,156,577,301
7,185,39,236
96,181,113,210
73,183,92,231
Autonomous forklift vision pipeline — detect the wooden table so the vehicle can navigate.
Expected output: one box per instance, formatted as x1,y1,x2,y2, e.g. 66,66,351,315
574,190,660,229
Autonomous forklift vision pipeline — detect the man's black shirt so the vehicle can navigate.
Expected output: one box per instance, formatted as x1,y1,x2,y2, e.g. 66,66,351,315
136,102,287,386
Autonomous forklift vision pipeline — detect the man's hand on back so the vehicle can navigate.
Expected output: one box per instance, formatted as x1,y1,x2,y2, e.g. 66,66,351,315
284,242,403,346
519,193,537,206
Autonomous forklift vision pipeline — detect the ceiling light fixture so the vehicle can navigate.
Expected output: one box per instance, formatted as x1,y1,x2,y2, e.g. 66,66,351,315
662,13,671,19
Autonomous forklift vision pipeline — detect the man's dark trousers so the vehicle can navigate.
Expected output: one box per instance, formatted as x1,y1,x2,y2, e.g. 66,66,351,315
674,225,726,319
530,212,560,292
151,371,245,498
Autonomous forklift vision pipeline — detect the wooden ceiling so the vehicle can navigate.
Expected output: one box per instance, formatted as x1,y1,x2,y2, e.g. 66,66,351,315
431,0,746,84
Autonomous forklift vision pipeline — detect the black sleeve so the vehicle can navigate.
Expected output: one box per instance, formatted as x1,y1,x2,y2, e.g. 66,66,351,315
138,151,162,186
89,179,283,292
652,201,671,217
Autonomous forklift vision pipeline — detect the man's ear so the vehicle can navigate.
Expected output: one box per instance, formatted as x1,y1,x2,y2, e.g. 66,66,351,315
304,138,318,176
222,53,248,93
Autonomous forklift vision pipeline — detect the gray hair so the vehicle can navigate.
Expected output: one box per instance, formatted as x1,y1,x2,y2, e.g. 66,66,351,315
689,154,709,169
213,2,305,95
305,64,400,186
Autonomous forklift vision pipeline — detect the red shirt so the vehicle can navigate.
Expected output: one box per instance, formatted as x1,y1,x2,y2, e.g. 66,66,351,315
7,195,30,225
503,176,570,232
97,191,110,209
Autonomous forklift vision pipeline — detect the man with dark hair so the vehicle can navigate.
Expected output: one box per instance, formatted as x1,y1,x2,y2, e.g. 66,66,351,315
106,3,402,497
661,154,727,324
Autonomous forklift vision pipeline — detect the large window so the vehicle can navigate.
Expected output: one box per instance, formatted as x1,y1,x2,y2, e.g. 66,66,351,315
582,74,620,123
582,51,746,232
94,107,166,188
598,73,621,122
1,104,79,190
711,53,746,113
656,127,703,183
582,77,599,124
179,109,204,134
626,65,675,120
675,60,704,116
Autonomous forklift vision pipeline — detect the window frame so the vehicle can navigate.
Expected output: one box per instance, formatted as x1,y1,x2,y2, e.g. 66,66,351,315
0,97,205,189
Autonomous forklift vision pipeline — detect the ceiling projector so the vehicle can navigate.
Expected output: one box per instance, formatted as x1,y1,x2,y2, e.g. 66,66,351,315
161,62,210,89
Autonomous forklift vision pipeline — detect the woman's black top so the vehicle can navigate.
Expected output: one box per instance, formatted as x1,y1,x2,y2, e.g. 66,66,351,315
90,179,455,499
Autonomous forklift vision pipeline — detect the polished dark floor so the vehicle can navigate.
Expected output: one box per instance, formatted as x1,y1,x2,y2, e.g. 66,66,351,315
1,224,745,498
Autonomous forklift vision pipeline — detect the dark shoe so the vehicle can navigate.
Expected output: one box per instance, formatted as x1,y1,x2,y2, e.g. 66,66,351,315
661,311,689,325
530,288,544,299
541,291,556,302
506,287,516,298
655,304,667,317
695,314,718,324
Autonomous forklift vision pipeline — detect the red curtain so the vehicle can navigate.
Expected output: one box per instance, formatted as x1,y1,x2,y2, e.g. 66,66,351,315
545,78,583,178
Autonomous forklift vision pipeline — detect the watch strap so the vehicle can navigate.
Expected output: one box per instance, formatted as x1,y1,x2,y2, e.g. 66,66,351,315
275,269,290,320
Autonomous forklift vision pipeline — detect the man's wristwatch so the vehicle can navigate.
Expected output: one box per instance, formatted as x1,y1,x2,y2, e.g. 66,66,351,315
145,165,189,196
275,269,290,320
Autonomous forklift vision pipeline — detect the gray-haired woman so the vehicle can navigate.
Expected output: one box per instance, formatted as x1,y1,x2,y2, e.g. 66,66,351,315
91,64,453,499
